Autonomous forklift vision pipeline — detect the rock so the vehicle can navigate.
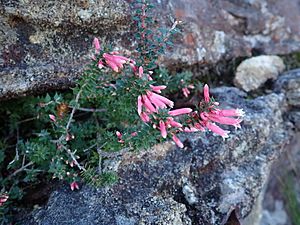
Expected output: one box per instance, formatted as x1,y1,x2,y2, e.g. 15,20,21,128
275,69,300,107
259,132,300,225
260,69,300,225
2,0,300,98
261,200,289,225
287,110,300,130
159,0,300,66
19,87,292,225
234,55,285,92
0,0,130,99
274,68,300,130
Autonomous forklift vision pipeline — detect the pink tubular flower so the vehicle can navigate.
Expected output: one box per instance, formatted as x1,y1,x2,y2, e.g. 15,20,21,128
156,117,183,138
0,194,9,206
140,112,150,122
172,134,184,148
182,87,190,98
103,53,130,72
49,114,56,122
216,108,245,117
97,60,104,69
137,96,143,115
131,132,138,137
142,95,157,113
204,113,242,129
168,108,192,116
130,60,137,72
69,161,75,167
194,123,206,131
159,120,167,138
204,84,210,103
205,122,230,140
188,84,244,139
116,131,122,139
166,117,182,128
65,133,75,142
93,37,101,53
138,66,144,78
183,127,201,133
150,85,167,93
137,91,174,122
148,92,174,108
136,66,153,81
70,181,79,191
116,131,124,143
146,91,167,109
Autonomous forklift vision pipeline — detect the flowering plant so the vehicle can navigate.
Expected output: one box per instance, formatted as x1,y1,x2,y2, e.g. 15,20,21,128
0,0,243,222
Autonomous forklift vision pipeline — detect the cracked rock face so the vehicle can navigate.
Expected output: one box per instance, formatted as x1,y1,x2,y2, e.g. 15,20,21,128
20,87,291,225
1,0,300,98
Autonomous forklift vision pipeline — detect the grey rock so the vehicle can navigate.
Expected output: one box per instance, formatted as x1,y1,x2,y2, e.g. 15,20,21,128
259,70,300,225
259,132,300,225
2,0,300,98
234,55,285,92
275,69,300,107
261,201,288,225
20,87,292,225
0,0,130,99
287,110,300,131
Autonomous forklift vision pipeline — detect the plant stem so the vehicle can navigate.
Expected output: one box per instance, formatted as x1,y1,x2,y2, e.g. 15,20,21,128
8,162,34,179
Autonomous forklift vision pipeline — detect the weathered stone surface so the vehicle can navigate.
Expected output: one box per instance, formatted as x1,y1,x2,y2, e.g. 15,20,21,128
259,69,300,225
287,111,300,131
1,0,300,98
234,55,285,92
0,0,130,99
261,201,289,225
259,132,300,225
20,87,291,225
275,69,300,107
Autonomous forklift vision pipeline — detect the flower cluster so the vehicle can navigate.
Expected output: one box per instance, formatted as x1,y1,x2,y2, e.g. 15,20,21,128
90,38,244,148
186,84,244,140
181,79,195,98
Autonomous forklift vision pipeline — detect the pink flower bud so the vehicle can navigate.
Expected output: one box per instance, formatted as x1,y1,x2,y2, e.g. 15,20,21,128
116,131,122,138
49,114,56,122
131,132,138,137
172,134,184,148
140,112,150,122
159,120,167,138
205,122,230,140
137,96,143,115
66,133,75,141
0,194,9,206
138,66,143,78
218,109,245,117
168,108,192,116
167,117,182,128
70,181,79,191
93,37,101,53
182,87,190,98
204,84,210,103
150,85,167,93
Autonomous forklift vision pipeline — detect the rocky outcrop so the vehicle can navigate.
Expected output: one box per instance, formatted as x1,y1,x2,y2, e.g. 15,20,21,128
234,55,285,92
259,69,300,225
1,0,300,98
275,69,300,131
20,86,292,225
